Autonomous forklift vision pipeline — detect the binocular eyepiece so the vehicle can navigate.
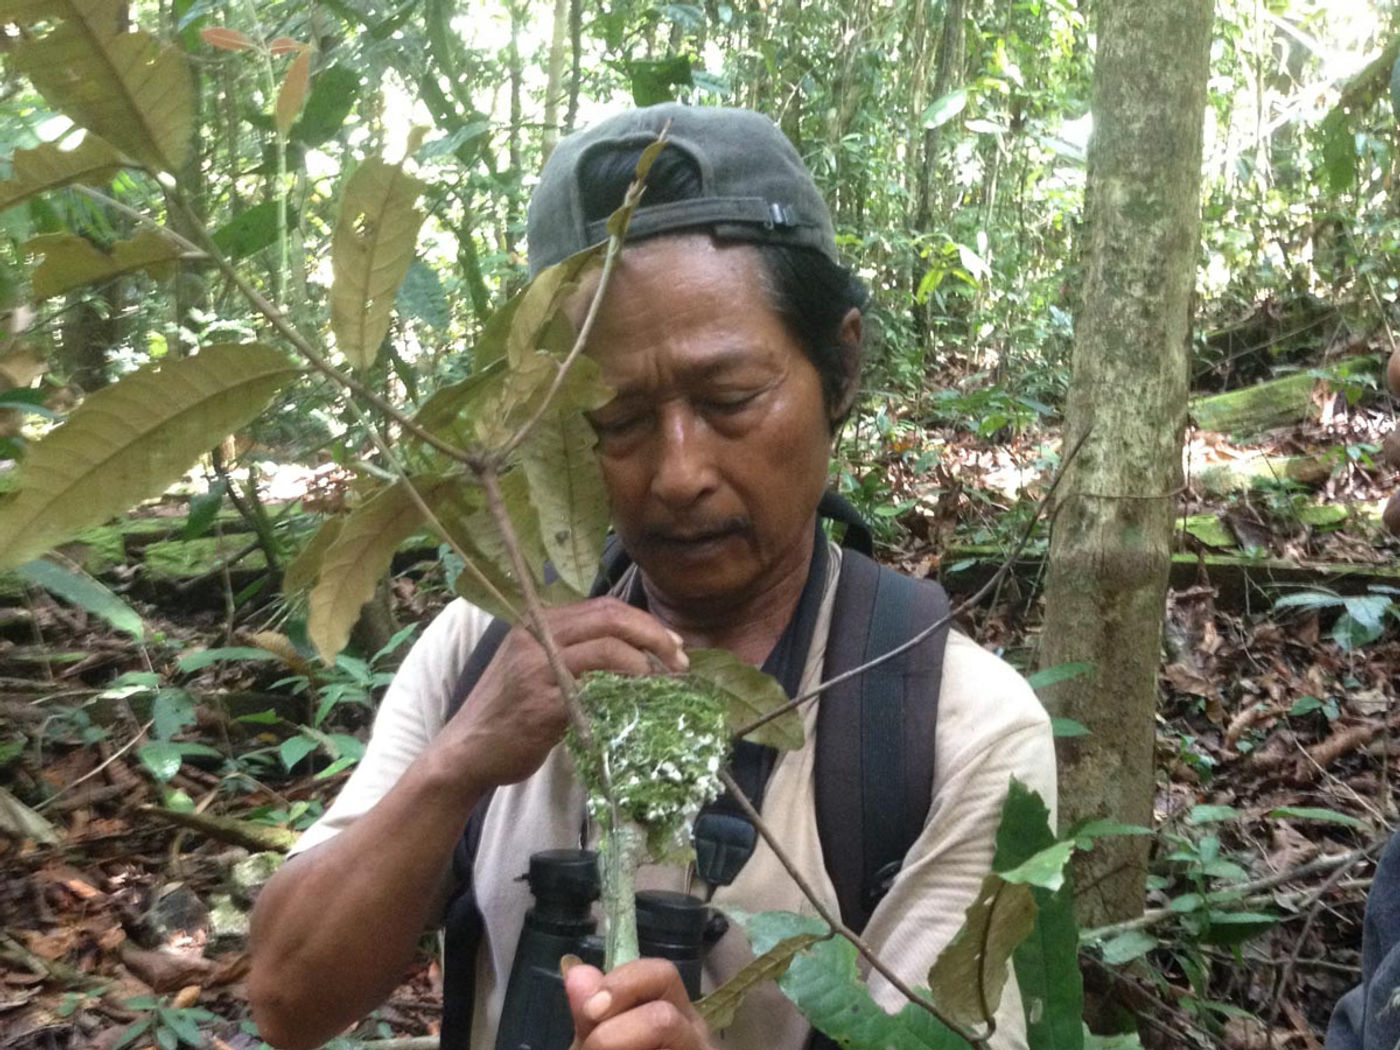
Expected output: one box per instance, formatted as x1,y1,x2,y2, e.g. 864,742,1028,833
494,849,712,1050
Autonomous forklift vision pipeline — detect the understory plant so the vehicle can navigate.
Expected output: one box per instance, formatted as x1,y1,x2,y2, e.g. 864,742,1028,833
0,6,1098,1048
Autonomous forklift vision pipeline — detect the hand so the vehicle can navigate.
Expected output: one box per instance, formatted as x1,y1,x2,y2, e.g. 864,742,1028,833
440,597,689,787
564,959,715,1050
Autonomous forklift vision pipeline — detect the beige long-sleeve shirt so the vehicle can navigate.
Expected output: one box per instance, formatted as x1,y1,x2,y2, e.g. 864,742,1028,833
291,545,1057,1049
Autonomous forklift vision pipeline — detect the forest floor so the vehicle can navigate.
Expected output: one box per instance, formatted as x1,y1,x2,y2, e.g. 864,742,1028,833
2,386,1399,1050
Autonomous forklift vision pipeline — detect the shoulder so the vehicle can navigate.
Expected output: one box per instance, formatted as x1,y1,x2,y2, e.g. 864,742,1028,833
940,632,1049,732
391,597,498,727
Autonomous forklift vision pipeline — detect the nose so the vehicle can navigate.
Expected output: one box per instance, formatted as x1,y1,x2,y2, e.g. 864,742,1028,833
649,405,719,509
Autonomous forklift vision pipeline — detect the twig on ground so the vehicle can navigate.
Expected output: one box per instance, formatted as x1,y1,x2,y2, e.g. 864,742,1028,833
718,768,989,1048
1265,847,1373,1029
1080,843,1379,945
37,719,153,811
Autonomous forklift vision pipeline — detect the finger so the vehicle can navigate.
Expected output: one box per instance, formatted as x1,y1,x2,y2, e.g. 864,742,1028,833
547,600,689,671
577,958,697,1027
563,637,661,678
564,961,608,1044
581,1000,706,1050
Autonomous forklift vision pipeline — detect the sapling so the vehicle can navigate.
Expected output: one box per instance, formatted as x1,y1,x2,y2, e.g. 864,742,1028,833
567,671,730,969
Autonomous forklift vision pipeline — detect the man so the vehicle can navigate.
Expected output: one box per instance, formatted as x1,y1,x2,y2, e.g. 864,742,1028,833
248,104,1055,1050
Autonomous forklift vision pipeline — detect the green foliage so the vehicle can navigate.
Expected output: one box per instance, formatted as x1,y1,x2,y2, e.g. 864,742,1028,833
568,671,730,856
15,556,145,638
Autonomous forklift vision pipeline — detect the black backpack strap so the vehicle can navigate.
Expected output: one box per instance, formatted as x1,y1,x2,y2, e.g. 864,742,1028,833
439,617,512,1050
815,549,951,932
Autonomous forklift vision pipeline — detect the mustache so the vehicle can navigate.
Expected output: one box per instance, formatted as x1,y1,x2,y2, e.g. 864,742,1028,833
642,516,752,542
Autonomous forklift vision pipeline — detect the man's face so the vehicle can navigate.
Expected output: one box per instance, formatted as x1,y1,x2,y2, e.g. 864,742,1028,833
579,234,835,611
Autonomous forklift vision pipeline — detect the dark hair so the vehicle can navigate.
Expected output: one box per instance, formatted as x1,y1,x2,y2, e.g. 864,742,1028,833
577,146,867,423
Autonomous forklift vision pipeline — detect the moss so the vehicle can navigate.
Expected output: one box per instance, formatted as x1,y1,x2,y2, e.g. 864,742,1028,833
568,672,729,857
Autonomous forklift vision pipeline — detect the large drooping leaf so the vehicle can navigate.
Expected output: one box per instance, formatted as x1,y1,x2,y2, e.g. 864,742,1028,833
520,407,609,593
926,875,1036,1032
412,359,506,450
0,343,296,571
330,156,426,370
25,231,186,300
688,650,803,751
430,480,578,623
15,557,145,639
0,136,125,211
307,477,450,662
993,779,1084,1050
696,931,826,1030
504,248,601,367
211,199,299,260
736,910,970,1050
281,516,344,595
292,64,360,148
7,0,195,175
475,350,612,452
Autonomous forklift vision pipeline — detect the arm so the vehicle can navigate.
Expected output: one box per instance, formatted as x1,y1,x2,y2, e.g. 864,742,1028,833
248,598,689,1050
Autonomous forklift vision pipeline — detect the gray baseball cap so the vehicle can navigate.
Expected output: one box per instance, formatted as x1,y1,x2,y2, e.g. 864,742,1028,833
526,103,838,276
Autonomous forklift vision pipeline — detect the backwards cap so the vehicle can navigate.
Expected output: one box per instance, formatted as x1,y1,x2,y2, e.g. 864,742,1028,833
526,103,837,276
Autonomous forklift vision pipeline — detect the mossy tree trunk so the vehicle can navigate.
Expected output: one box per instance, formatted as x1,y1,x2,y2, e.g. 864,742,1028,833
1038,1,1214,927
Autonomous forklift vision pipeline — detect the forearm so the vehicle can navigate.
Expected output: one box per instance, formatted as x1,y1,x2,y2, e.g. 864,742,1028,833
248,743,487,1049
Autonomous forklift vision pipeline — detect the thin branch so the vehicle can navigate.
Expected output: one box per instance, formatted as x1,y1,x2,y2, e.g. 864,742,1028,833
737,428,1091,741
347,400,523,623
718,768,990,1049
73,186,479,468
479,467,592,750
494,126,666,465
36,719,153,811
1079,843,1379,944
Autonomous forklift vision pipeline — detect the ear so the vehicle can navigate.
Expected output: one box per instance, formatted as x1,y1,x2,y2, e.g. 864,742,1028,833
828,307,864,424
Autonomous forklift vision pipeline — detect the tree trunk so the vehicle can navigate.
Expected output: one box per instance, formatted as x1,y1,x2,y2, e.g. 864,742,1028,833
540,0,570,162
1038,0,1213,927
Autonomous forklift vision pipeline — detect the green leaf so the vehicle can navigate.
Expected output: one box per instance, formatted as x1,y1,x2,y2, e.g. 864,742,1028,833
14,558,145,639
1268,805,1365,829
412,359,507,449
696,931,826,1030
397,258,450,331
1027,661,1094,692
8,0,196,174
1098,929,1156,965
183,481,226,539
139,741,184,782
927,874,1037,1031
688,649,803,751
504,250,601,369
520,402,610,593
1083,1028,1144,1049
279,734,316,771
1199,911,1277,946
307,478,449,662
456,469,552,587
923,88,969,130
177,647,278,673
151,690,197,740
736,910,970,1050
0,135,125,211
282,516,345,596
628,55,693,106
292,64,360,147
330,156,427,370
998,840,1075,892
0,343,297,572
1319,109,1356,194
992,779,1083,1050
1187,804,1242,824
211,199,299,260
1051,717,1090,738
25,231,186,300
1070,820,1152,850
1333,611,1384,651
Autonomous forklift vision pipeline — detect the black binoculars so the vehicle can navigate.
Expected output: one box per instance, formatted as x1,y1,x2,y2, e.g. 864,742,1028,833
494,849,711,1050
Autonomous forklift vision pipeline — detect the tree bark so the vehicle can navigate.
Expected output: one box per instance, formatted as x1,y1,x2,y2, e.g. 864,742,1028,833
541,0,570,162
1038,1,1214,927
